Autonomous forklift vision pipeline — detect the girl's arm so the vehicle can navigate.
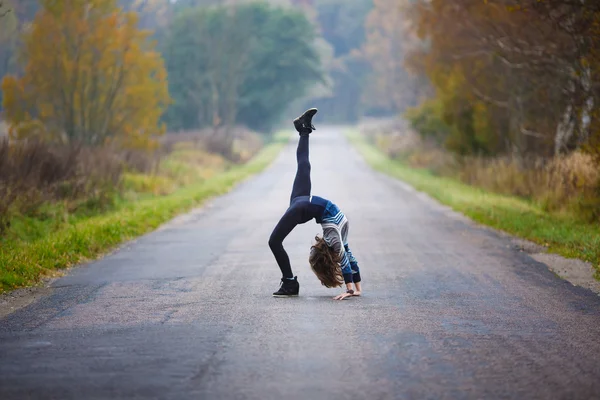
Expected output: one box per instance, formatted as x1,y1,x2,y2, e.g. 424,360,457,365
332,281,363,300
333,284,354,300
323,227,353,283
353,281,361,296
324,226,361,300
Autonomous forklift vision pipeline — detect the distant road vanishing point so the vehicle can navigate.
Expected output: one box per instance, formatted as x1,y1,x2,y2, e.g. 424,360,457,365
1,128,599,399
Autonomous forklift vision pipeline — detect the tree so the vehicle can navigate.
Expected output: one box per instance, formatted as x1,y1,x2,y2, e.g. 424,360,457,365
234,4,323,132
119,0,172,31
0,4,18,109
361,0,424,115
402,0,599,158
163,5,252,135
304,0,373,122
0,1,11,17
164,3,323,133
2,0,171,148
314,0,371,58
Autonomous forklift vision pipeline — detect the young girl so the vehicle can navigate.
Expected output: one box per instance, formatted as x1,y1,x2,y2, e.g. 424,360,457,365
268,108,361,300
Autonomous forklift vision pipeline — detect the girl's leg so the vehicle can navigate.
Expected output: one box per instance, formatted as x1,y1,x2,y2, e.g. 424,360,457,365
269,207,302,278
289,134,311,204
270,108,317,283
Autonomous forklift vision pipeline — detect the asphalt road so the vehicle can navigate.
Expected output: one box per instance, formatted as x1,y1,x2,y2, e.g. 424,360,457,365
1,128,600,400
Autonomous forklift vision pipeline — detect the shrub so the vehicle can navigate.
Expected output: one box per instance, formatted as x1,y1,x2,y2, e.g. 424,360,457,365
0,139,123,234
457,152,599,216
0,127,265,237
122,173,175,195
404,100,449,146
160,126,263,164
360,122,600,222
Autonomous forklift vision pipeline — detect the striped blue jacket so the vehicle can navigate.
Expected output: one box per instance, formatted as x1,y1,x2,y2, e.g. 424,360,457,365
319,200,360,284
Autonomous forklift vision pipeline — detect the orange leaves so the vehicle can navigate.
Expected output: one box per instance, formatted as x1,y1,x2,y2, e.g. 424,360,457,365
2,0,171,149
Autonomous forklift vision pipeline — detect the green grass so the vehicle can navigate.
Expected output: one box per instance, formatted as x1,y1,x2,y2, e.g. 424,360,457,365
346,130,600,278
0,137,286,293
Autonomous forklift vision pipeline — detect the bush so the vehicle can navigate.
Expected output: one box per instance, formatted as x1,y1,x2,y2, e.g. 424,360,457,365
361,122,600,222
160,126,263,163
458,152,599,216
0,139,123,234
404,100,449,146
0,127,265,237
122,173,175,195
360,119,456,175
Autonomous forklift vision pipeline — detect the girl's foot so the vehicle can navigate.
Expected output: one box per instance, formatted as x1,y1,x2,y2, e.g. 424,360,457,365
272,276,300,297
293,108,318,134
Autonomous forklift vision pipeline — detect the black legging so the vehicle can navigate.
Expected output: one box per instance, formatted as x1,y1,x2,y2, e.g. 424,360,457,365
289,133,312,203
268,135,314,278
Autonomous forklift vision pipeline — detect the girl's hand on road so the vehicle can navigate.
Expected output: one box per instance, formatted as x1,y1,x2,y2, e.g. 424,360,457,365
333,292,354,300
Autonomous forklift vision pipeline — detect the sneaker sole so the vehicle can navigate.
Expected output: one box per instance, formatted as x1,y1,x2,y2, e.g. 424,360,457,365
272,294,299,298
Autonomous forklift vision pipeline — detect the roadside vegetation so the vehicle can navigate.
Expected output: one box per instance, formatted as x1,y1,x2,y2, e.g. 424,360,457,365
0,131,286,293
349,126,600,279
0,0,321,293
4,0,598,291
359,0,600,221
349,1,600,278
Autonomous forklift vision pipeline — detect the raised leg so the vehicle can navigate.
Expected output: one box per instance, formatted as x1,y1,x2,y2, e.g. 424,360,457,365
289,134,311,203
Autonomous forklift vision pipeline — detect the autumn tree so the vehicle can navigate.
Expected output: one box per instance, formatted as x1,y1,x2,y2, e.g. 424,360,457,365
511,0,600,158
1,0,171,148
0,4,18,108
395,0,600,158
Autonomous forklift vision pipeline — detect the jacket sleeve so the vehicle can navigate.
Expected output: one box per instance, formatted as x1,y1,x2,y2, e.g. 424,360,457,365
344,244,361,283
323,227,353,283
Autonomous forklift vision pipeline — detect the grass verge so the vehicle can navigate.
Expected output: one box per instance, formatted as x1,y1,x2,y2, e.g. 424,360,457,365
346,130,600,278
0,137,286,293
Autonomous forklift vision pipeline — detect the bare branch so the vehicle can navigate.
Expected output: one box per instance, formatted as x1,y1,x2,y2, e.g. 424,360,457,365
0,2,11,18
470,86,510,109
520,126,546,139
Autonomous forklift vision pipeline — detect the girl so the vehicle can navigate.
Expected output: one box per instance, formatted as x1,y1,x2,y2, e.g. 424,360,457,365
268,108,362,300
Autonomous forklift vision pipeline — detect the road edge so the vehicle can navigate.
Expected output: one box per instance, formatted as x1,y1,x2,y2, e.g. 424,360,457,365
345,129,600,296
0,138,289,317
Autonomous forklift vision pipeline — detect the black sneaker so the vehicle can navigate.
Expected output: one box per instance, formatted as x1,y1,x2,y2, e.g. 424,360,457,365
273,276,300,297
293,108,318,134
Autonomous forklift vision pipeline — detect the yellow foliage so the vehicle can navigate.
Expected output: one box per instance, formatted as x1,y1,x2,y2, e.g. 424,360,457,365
122,173,175,195
1,0,171,148
458,152,599,214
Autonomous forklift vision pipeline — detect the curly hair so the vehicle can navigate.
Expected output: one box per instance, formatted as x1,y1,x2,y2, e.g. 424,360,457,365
309,236,343,288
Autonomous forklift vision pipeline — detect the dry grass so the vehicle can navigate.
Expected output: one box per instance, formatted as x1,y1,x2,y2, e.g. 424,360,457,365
144,127,263,191
161,126,263,163
0,124,275,292
360,119,455,175
360,119,600,221
0,139,123,234
0,134,285,292
0,127,264,235
348,129,600,278
459,153,599,215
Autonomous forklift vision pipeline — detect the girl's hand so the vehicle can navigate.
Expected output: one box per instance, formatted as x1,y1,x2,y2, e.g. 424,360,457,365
333,292,354,300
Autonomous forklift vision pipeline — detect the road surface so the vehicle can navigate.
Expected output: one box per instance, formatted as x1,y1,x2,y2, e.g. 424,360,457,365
1,128,600,399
